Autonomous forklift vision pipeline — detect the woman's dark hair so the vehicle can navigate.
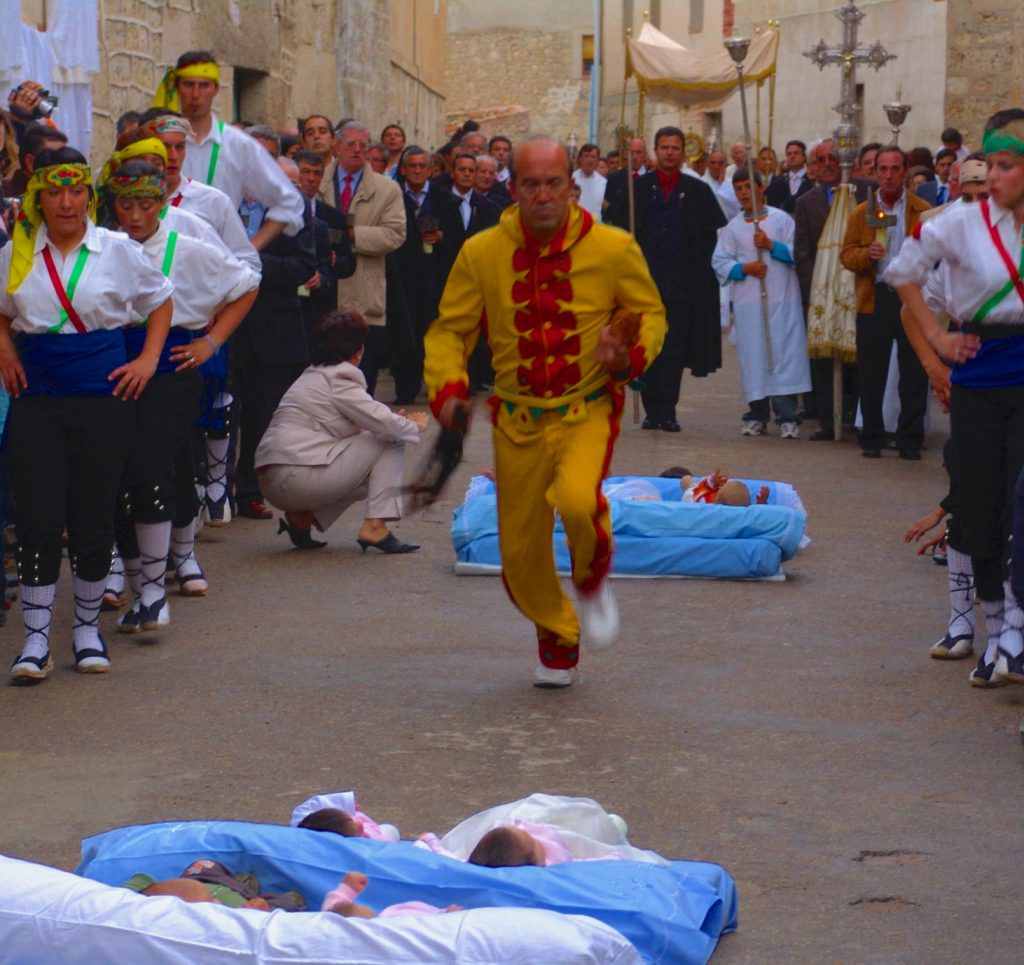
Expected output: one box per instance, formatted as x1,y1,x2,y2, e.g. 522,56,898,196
297,808,361,837
310,311,368,365
467,827,540,868
34,145,88,170
907,165,935,186
906,147,934,171
112,158,164,181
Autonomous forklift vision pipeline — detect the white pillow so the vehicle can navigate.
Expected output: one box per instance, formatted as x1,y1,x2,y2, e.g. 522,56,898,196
0,854,642,964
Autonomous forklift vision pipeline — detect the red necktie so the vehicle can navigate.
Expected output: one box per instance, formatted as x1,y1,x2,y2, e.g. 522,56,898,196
340,174,353,213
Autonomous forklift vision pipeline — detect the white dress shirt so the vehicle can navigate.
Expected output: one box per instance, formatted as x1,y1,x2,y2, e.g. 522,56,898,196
885,199,1024,325
182,112,304,235
572,169,607,220
788,166,807,195
162,205,228,251
167,177,260,272
136,222,259,330
0,222,172,334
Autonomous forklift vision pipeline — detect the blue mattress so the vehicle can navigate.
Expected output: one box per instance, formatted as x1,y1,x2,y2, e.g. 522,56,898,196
77,821,738,965
452,474,807,580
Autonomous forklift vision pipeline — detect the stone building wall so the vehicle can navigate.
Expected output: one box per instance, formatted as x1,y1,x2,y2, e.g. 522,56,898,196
16,0,445,165
944,0,1024,148
444,27,590,143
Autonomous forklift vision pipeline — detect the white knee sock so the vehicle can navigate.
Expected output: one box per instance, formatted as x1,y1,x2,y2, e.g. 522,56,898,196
206,436,230,504
946,547,975,638
106,548,125,595
1000,580,1024,658
980,597,1004,664
170,521,203,580
135,521,172,607
72,576,105,654
20,583,56,660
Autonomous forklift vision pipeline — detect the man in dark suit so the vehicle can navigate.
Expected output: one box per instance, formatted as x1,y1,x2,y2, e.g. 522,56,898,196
766,139,814,214
449,152,500,241
610,126,725,431
447,152,500,391
294,151,356,338
475,154,513,210
794,138,874,439
232,185,317,518
602,137,649,228
391,145,464,402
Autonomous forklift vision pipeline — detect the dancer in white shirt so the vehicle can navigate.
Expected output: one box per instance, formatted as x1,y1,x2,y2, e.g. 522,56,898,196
107,160,258,630
0,149,173,681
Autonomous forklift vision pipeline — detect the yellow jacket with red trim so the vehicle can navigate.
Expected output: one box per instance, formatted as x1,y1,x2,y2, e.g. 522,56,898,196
423,202,667,416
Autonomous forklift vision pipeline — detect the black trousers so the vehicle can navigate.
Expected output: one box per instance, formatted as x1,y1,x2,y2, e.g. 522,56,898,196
8,394,134,585
358,326,392,399
855,284,928,450
114,370,203,557
234,337,305,502
640,299,687,424
950,382,1024,600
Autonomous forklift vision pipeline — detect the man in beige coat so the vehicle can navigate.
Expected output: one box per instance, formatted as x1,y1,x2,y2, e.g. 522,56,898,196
325,121,407,394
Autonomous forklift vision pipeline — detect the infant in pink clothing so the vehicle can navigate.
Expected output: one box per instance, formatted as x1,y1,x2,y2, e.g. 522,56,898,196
415,793,669,868
321,871,462,919
467,822,581,867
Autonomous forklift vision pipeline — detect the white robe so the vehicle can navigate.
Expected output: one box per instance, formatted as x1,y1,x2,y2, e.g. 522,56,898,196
712,206,812,402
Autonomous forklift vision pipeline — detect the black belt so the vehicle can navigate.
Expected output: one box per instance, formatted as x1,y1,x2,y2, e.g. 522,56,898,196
960,321,1024,341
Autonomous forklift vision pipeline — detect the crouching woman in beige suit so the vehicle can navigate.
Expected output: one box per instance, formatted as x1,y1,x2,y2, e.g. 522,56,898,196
255,311,427,552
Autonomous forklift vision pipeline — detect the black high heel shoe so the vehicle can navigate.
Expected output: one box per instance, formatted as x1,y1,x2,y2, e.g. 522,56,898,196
356,532,420,554
277,517,327,550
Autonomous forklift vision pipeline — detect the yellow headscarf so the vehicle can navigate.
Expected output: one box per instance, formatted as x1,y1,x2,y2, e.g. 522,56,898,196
96,138,169,188
6,162,97,294
152,61,221,113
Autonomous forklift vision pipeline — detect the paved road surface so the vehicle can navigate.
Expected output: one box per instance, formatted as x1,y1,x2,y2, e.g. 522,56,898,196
1,342,1021,964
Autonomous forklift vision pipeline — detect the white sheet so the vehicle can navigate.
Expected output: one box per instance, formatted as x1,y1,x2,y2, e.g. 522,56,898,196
0,854,642,965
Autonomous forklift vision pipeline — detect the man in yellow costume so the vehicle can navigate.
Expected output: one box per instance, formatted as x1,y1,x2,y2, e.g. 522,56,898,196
424,136,666,688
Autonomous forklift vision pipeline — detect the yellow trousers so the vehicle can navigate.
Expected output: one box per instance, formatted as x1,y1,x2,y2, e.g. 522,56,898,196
492,391,622,668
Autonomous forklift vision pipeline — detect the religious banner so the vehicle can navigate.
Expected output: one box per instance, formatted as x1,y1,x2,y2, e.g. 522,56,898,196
806,184,858,363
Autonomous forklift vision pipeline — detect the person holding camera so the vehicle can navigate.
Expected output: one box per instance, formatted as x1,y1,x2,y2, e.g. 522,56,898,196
6,81,58,139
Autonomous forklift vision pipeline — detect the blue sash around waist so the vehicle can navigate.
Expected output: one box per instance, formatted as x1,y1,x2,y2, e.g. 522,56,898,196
124,326,193,375
15,330,126,398
199,341,228,379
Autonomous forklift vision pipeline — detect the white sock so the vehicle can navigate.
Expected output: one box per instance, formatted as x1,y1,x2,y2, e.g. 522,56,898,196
170,521,203,579
135,521,172,607
980,597,1004,664
72,576,105,654
124,557,142,602
946,547,975,638
1000,580,1024,658
19,583,56,660
106,548,125,595
206,436,230,504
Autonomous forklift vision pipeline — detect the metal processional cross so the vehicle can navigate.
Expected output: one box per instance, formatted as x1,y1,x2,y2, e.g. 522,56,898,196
801,2,896,441
804,2,896,184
